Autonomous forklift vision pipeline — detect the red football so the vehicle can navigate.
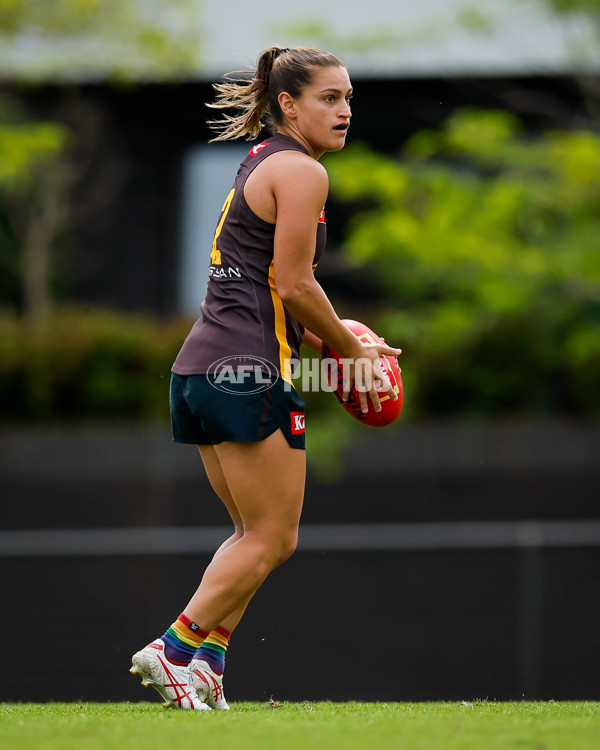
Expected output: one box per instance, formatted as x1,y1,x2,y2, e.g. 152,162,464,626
321,319,403,427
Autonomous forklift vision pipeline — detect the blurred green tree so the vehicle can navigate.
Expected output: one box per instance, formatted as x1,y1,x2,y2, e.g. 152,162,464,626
0,1,203,326
0,0,203,81
0,107,70,326
324,108,600,419
542,0,600,20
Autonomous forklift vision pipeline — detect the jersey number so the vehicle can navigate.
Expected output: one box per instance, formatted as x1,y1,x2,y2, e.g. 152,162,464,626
210,188,235,265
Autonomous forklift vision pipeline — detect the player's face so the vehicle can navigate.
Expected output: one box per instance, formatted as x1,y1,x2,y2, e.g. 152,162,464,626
282,65,352,159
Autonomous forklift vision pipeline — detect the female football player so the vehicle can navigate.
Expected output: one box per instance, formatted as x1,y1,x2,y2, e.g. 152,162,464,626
130,46,402,710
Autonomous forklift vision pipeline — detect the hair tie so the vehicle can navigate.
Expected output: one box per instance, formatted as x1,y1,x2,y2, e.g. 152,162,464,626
256,48,289,87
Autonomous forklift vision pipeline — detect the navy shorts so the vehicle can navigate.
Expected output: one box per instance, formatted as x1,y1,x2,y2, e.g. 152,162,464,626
170,373,306,450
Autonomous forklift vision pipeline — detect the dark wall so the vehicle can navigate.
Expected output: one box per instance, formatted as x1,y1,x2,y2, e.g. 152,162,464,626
5,547,597,703
1,420,599,702
1,73,592,313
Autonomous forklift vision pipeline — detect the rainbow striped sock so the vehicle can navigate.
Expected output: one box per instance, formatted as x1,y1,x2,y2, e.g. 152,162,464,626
162,613,208,665
192,626,230,675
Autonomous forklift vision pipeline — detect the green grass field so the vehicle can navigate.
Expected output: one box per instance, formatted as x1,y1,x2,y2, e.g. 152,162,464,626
1,701,599,750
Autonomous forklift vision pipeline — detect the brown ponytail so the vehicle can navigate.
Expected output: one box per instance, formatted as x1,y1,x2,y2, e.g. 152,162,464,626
207,46,343,142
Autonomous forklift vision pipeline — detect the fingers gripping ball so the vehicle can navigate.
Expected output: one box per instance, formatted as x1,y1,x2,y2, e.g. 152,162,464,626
321,319,403,427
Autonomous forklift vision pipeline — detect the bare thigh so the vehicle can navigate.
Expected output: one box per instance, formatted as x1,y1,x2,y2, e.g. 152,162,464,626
199,432,306,547
211,429,306,541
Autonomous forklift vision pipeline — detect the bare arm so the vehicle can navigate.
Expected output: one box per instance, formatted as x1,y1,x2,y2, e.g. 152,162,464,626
272,155,361,357
272,154,401,410
301,329,323,354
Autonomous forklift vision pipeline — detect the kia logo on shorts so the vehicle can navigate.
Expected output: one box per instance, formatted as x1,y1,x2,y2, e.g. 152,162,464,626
207,356,279,394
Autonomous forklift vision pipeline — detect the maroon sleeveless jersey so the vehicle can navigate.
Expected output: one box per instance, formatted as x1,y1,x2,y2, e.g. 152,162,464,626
172,133,327,384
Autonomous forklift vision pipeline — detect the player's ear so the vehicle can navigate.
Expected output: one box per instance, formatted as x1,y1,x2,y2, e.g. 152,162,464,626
278,91,296,119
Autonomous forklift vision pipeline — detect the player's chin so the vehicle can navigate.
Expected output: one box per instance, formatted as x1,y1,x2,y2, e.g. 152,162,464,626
328,133,348,151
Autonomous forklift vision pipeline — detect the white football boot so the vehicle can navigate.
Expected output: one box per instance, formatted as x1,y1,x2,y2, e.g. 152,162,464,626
130,638,211,710
189,659,230,710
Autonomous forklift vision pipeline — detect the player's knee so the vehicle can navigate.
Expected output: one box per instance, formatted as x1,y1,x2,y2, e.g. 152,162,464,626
245,525,298,570
273,529,298,567
253,528,297,568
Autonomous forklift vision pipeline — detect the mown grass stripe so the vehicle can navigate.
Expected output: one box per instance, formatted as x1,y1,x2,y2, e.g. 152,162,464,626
1,702,599,750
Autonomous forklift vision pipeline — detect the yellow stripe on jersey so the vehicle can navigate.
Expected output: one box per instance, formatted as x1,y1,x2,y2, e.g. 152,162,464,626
211,188,236,265
268,259,293,386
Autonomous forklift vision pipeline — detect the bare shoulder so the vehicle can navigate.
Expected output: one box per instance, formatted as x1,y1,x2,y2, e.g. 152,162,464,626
261,150,328,191
245,150,328,223
273,149,328,176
